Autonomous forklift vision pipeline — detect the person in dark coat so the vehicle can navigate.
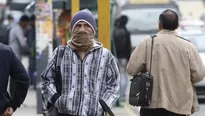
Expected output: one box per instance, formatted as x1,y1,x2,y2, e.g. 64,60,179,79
0,43,30,116
113,15,132,105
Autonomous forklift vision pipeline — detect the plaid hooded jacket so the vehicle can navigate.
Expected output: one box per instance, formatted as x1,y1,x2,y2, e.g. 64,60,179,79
41,41,120,116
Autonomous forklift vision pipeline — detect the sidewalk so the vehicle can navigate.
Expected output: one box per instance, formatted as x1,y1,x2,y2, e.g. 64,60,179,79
13,89,139,116
15,57,139,116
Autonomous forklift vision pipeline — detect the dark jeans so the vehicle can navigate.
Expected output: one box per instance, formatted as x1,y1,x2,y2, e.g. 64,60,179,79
28,55,36,89
140,108,186,116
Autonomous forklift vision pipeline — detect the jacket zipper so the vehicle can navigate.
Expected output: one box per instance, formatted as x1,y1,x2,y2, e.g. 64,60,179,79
76,50,93,115
77,61,83,115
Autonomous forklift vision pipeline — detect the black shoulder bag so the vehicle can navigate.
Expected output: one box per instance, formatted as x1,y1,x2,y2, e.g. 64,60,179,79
129,35,155,107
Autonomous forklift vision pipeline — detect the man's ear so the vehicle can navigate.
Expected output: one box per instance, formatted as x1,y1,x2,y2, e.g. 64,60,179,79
158,21,162,30
176,22,179,29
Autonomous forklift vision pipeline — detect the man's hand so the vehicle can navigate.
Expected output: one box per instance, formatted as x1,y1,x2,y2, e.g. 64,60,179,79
2,107,14,116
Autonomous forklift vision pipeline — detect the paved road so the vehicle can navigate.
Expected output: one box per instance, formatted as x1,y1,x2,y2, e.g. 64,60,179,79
19,57,205,116
13,89,138,116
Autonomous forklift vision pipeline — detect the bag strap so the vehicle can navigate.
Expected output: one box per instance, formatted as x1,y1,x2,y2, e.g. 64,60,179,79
55,45,66,94
55,45,66,70
99,99,115,116
149,35,156,73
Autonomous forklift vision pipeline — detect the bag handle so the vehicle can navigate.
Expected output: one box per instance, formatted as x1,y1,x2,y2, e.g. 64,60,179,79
54,45,66,94
99,99,115,116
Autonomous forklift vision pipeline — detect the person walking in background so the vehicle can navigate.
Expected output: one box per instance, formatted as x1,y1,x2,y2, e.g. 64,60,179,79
0,43,30,116
26,15,36,89
127,9,205,116
0,15,15,45
9,15,30,60
41,9,120,116
113,15,131,106
8,15,30,99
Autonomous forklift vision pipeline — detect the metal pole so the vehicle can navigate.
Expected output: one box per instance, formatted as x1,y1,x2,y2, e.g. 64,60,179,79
98,0,111,50
71,0,80,16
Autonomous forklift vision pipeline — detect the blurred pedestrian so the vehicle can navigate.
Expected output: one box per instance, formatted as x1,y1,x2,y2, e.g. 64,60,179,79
26,15,36,89
9,15,30,60
127,9,205,116
0,15,15,45
113,15,131,105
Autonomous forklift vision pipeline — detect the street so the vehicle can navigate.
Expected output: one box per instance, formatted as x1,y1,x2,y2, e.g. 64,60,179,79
12,89,205,116
13,89,138,116
12,57,138,116
12,57,205,116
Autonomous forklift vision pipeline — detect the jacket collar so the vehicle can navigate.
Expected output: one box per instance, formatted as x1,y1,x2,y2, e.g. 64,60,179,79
157,29,178,35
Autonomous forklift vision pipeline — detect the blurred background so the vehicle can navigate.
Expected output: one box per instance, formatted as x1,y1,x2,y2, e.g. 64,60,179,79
0,0,205,116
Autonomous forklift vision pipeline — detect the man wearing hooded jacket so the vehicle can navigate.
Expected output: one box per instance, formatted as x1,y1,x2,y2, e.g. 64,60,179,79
41,9,120,116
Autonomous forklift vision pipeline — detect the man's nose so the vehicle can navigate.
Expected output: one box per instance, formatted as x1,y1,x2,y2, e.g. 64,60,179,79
79,26,86,31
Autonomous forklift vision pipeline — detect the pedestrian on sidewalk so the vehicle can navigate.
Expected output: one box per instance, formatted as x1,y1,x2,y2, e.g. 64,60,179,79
113,15,131,106
41,9,120,116
0,43,30,116
127,9,205,116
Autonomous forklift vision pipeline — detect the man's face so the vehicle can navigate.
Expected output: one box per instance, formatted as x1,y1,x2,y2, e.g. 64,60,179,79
21,21,29,29
8,19,13,23
73,21,94,37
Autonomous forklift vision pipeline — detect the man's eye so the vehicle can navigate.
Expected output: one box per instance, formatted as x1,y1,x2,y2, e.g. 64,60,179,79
84,24,89,27
76,25,81,27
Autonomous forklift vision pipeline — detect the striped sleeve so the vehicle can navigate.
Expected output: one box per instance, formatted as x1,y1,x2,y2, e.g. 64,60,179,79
101,53,120,108
40,47,60,104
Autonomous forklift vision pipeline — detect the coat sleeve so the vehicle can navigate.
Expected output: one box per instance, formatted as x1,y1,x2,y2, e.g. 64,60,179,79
101,54,120,108
126,39,147,76
189,44,205,84
9,47,30,111
41,47,60,104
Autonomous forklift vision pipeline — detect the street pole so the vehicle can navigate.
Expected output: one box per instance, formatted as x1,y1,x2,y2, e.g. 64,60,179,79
98,0,111,50
71,0,80,16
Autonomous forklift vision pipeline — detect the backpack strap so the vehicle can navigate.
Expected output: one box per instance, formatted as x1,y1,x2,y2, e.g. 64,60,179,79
55,45,66,70
55,45,66,94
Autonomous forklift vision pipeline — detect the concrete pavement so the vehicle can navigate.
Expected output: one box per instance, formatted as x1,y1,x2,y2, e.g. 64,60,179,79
13,89,139,116
13,57,139,116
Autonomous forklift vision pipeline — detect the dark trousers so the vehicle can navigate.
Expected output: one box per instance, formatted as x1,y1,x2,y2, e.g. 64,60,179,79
140,108,186,116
